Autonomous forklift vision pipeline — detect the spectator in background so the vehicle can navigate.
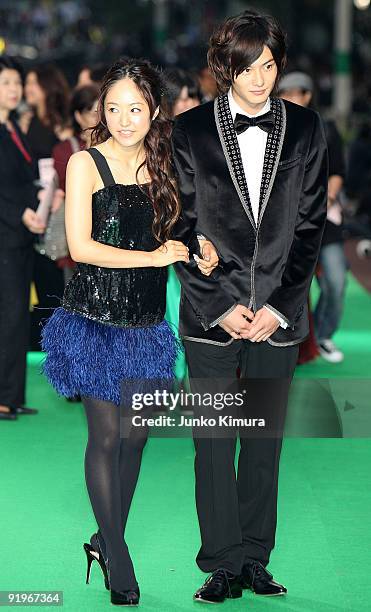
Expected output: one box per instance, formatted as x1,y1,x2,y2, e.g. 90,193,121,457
76,63,110,89
0,56,45,420
197,66,218,102
53,84,99,192
23,64,72,350
163,68,201,117
24,64,72,154
76,65,93,88
52,83,99,285
279,72,347,363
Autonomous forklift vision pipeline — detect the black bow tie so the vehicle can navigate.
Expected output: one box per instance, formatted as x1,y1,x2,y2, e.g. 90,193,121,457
234,111,275,135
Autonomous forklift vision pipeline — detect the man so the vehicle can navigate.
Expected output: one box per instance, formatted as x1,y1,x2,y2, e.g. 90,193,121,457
172,9,328,604
278,71,346,364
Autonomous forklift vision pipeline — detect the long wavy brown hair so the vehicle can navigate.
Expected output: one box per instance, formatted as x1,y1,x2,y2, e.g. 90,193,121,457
30,64,71,130
91,58,180,244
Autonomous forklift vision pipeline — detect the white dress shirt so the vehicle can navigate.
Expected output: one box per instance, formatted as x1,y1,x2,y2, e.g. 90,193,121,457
228,88,270,223
227,88,288,329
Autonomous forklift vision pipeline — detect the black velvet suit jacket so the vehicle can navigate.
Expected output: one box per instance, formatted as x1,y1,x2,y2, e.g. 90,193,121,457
172,95,328,346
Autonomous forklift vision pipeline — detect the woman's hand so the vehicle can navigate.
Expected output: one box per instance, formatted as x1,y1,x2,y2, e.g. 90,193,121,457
22,208,46,234
194,239,219,276
151,240,189,267
51,188,65,213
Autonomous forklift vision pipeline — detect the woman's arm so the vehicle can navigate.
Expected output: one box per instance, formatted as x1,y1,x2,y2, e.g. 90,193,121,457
65,151,188,268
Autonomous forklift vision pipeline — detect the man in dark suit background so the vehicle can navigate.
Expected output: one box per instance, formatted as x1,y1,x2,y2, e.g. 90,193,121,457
172,9,328,603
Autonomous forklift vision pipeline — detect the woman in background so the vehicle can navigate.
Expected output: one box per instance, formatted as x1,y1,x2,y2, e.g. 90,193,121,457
24,64,71,155
52,84,100,285
0,56,44,420
163,67,200,117
23,64,71,350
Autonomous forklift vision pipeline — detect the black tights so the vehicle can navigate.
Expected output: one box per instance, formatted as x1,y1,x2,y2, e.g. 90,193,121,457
82,396,149,591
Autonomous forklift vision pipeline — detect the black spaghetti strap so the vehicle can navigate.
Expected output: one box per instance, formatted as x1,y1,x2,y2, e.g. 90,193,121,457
87,148,116,187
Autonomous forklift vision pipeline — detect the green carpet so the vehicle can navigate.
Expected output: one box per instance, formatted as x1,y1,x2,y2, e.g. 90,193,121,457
1,271,370,611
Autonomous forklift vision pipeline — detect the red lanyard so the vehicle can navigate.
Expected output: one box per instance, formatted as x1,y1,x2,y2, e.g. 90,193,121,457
10,128,32,164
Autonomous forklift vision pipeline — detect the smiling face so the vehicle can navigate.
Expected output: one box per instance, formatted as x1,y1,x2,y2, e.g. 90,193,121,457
104,77,157,149
231,45,278,114
0,68,22,113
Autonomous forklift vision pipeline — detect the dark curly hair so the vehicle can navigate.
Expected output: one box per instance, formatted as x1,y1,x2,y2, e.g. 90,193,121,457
91,57,180,244
207,9,287,94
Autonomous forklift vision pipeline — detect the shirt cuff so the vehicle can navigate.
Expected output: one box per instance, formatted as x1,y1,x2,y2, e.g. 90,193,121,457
263,304,288,329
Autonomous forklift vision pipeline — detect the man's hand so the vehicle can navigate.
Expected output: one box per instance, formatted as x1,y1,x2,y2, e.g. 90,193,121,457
240,307,279,342
219,304,255,339
194,239,219,276
21,208,46,234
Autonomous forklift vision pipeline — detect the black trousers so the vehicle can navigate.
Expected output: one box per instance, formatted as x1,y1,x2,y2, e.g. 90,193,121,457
0,247,33,407
184,339,299,575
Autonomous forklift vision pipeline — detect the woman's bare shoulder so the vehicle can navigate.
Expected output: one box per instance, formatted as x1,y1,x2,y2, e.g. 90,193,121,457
67,149,93,170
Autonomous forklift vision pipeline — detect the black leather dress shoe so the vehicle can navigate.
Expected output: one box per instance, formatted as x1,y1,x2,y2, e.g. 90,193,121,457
16,406,39,415
241,560,287,596
0,408,17,420
194,569,242,603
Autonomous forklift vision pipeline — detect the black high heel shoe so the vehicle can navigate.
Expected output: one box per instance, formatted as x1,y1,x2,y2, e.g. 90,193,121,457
110,586,140,606
107,558,140,606
83,542,109,590
86,532,140,605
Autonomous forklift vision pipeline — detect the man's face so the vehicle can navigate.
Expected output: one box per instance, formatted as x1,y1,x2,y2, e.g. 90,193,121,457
231,45,278,113
280,88,312,108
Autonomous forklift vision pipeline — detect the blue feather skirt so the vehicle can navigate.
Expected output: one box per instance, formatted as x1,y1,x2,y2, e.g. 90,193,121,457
41,307,182,406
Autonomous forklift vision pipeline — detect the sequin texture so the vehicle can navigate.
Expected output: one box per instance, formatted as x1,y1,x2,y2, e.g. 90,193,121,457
62,184,167,327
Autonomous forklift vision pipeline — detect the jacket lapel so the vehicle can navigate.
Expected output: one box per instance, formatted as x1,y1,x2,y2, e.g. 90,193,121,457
257,97,286,226
214,93,256,230
214,94,286,231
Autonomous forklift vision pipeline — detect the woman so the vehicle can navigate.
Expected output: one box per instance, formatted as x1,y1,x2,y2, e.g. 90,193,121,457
163,68,201,117
0,56,45,420
24,64,71,154
53,84,99,192
52,84,100,285
23,64,72,350
41,58,215,605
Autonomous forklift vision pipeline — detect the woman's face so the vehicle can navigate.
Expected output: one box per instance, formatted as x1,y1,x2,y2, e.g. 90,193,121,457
0,69,22,112
104,77,157,148
24,71,45,107
173,86,200,116
75,100,98,132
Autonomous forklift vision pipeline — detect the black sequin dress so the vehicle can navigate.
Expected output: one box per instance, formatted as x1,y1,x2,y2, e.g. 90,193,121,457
41,148,180,405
